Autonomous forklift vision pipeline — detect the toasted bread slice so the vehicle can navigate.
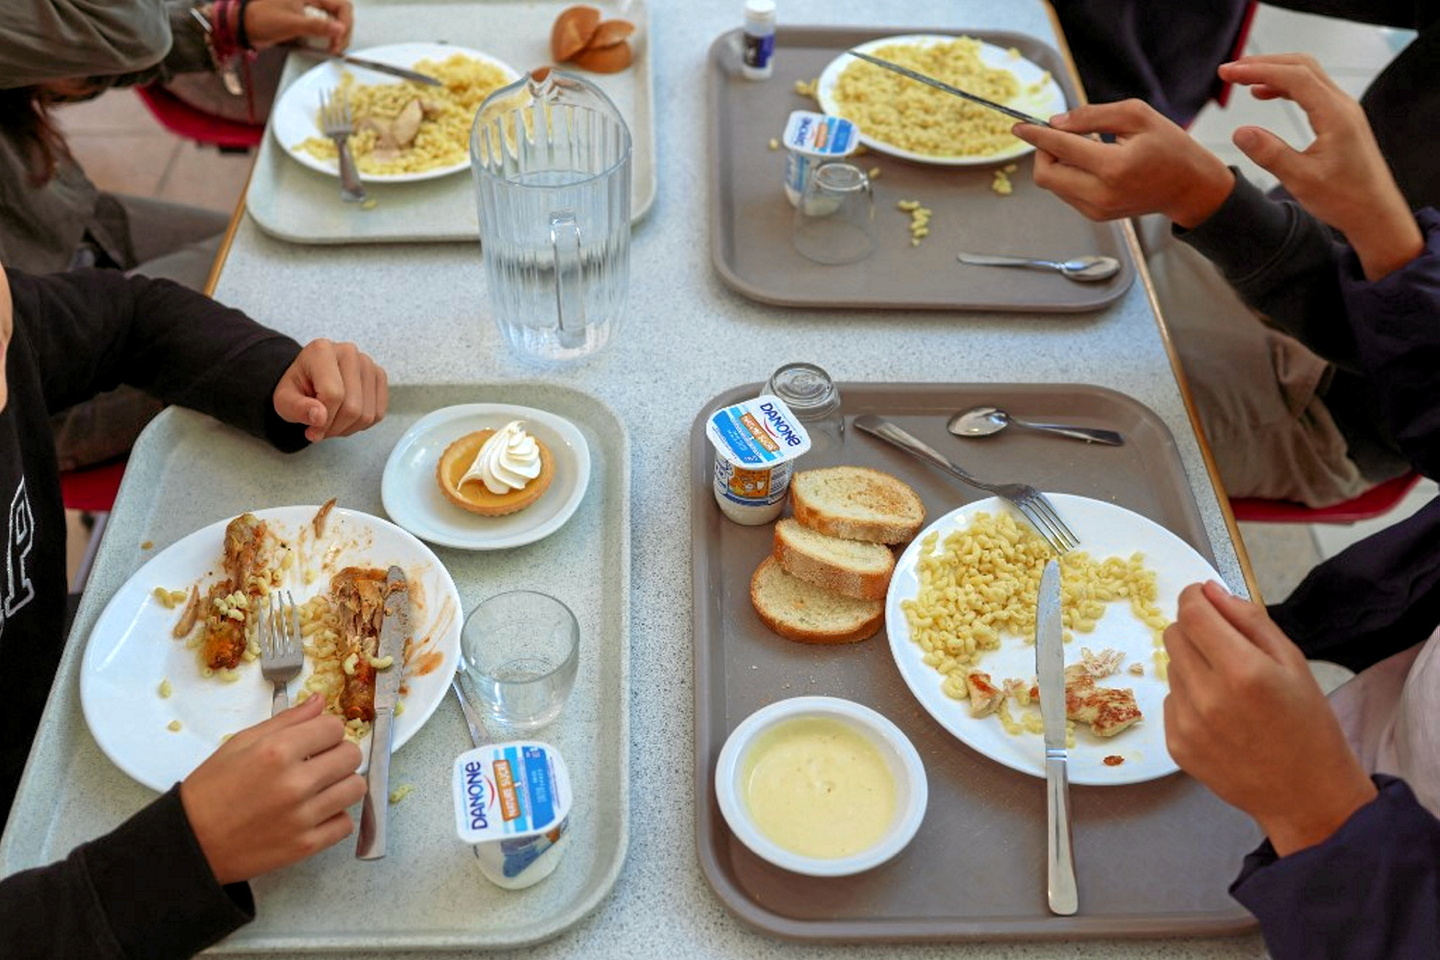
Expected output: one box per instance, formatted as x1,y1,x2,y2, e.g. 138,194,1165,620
750,556,883,645
773,518,894,601
551,5,602,61
790,466,925,544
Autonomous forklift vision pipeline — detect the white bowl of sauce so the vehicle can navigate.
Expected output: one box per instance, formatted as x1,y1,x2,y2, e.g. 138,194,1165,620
715,696,928,876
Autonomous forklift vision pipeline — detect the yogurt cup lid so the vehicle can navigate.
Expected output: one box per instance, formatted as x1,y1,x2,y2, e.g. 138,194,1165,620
454,741,573,845
706,395,811,467
783,110,858,159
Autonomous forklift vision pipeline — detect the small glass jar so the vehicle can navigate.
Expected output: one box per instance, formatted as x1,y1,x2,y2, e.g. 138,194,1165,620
741,0,777,80
765,362,844,458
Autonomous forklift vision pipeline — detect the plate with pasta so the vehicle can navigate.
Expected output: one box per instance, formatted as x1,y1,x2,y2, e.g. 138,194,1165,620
271,42,520,183
885,494,1225,785
815,34,1066,166
79,504,461,792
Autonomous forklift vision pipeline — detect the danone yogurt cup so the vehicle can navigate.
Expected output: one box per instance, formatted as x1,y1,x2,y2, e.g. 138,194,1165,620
706,395,811,525
453,742,573,890
782,110,859,207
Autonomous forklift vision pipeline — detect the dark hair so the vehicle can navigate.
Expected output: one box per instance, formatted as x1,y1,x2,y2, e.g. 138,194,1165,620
0,86,73,186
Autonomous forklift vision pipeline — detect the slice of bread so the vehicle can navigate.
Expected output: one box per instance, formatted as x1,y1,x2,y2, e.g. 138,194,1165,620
790,466,925,544
773,518,894,601
750,556,884,645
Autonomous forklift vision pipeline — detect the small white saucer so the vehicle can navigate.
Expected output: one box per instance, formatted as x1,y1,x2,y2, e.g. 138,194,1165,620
382,404,591,550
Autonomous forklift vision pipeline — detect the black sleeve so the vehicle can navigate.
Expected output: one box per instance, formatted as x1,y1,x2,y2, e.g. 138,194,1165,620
1176,172,1363,370
1339,207,1440,477
1266,208,1440,668
0,786,254,960
1230,776,1440,960
8,267,309,453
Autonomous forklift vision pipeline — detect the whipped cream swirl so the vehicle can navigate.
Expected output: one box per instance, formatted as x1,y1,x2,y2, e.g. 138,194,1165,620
461,421,543,494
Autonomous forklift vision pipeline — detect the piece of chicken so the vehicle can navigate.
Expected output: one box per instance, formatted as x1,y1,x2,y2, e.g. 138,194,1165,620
965,670,1005,718
200,581,248,670
1062,664,1142,738
330,567,392,722
222,512,279,597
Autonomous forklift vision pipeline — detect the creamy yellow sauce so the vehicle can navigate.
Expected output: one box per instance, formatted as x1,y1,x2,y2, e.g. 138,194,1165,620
741,717,897,858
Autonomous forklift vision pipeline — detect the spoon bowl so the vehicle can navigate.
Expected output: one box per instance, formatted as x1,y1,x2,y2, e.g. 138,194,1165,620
947,406,1124,445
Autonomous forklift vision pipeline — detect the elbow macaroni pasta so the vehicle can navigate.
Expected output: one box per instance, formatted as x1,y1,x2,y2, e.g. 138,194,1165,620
899,511,1170,702
297,54,512,176
830,38,1023,159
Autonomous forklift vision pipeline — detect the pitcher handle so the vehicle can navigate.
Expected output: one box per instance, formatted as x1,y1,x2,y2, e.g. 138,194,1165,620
550,211,586,348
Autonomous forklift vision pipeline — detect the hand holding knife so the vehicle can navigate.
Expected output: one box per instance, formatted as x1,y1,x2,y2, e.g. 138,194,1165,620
1036,559,1078,914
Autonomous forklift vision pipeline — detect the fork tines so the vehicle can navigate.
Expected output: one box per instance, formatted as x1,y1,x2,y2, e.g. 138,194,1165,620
1016,492,1080,555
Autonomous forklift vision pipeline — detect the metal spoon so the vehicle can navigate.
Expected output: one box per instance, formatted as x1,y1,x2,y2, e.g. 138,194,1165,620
948,406,1124,445
956,252,1122,282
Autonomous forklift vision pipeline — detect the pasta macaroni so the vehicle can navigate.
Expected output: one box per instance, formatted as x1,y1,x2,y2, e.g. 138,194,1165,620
899,510,1170,702
830,38,1022,159
297,54,512,176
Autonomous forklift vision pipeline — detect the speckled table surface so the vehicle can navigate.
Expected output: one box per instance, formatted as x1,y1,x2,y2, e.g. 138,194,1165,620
11,0,1269,956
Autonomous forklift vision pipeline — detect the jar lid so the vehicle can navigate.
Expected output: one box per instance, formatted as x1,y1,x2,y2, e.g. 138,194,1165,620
745,0,777,19
766,362,839,415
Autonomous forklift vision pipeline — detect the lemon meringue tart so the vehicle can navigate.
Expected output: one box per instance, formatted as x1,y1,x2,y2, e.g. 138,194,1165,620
437,421,555,516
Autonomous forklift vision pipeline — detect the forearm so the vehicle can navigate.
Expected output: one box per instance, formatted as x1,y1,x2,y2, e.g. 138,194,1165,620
0,788,254,960
13,268,308,451
1176,172,1363,368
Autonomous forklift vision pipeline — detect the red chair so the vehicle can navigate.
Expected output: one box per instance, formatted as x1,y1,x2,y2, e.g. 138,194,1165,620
134,84,264,153
60,458,127,592
1230,470,1424,524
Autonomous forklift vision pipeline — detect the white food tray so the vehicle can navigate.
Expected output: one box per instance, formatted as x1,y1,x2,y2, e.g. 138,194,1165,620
245,0,656,244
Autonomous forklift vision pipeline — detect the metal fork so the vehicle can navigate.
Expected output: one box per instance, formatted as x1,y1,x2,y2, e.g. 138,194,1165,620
318,88,366,202
259,590,304,716
853,414,1080,554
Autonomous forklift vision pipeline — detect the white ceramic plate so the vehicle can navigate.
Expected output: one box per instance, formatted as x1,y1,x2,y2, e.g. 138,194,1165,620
270,41,520,183
381,404,591,550
80,505,462,793
816,34,1066,166
886,494,1225,785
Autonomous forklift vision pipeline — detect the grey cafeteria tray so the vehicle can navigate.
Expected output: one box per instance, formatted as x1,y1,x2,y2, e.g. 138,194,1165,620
692,382,1259,941
708,26,1136,312
0,383,630,954
246,0,656,245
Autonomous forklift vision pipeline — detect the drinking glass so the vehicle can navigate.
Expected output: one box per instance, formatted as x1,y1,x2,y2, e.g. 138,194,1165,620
792,161,876,265
471,69,632,365
459,591,579,733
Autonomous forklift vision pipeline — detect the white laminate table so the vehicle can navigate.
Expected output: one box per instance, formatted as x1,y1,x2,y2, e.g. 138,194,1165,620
7,0,1266,956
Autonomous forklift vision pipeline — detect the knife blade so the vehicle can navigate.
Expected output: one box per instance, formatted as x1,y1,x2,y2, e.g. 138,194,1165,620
845,49,1052,128
356,565,409,860
304,50,443,86
1036,558,1078,914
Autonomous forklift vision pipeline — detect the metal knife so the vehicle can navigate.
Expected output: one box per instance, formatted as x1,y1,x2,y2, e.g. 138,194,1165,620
357,565,409,860
303,50,443,87
1036,558,1078,914
845,49,1052,128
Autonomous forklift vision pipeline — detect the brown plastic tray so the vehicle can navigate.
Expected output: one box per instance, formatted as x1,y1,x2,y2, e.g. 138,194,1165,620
707,26,1136,312
691,382,1259,942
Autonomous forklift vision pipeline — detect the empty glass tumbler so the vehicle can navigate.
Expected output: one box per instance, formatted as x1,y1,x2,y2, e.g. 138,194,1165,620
792,161,876,266
471,69,632,364
459,590,579,733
